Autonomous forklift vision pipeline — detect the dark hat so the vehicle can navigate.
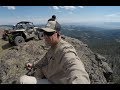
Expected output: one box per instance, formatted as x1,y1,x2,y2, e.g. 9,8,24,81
52,15,56,19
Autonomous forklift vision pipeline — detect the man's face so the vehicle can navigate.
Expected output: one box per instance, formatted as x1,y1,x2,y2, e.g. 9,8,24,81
43,31,57,46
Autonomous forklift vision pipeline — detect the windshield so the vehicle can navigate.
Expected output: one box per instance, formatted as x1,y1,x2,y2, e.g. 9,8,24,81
14,22,34,29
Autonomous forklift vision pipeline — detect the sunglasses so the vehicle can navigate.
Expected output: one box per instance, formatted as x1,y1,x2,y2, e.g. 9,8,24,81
43,31,56,36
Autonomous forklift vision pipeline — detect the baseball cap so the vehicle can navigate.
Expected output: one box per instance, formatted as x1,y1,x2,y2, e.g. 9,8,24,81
41,21,61,33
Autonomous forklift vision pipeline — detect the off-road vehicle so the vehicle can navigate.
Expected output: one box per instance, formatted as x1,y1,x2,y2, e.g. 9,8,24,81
8,21,43,46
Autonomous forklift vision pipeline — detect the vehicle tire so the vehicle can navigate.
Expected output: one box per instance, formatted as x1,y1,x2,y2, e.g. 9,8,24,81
2,34,8,41
9,39,14,45
14,36,25,46
38,32,44,40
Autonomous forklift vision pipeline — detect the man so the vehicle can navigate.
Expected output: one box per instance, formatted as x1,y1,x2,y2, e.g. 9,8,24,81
19,21,90,84
48,15,56,21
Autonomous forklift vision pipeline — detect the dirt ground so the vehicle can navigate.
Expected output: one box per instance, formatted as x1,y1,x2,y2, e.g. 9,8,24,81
0,30,13,57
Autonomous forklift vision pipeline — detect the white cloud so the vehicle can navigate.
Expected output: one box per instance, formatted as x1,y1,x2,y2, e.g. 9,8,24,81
53,6,59,10
106,14,116,17
52,6,84,11
2,6,16,10
105,13,120,17
59,6,76,10
78,6,84,8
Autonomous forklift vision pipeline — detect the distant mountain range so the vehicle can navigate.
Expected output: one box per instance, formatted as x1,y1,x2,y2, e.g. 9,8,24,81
0,25,13,30
1,22,120,30
0,24,44,30
62,27,120,56
61,22,120,30
62,23,120,39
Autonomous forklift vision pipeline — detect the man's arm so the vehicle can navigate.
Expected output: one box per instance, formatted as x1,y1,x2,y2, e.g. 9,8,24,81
33,54,47,68
25,53,47,78
61,50,90,84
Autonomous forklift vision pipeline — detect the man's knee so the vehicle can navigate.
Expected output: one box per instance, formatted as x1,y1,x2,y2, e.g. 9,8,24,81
19,75,37,84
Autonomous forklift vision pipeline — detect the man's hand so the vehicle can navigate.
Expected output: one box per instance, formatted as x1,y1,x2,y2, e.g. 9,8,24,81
25,63,33,70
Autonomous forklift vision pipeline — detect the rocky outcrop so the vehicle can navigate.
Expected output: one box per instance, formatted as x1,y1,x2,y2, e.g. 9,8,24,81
0,36,109,84
63,36,107,84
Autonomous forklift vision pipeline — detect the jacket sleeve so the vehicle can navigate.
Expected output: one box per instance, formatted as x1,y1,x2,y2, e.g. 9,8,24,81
33,54,47,79
34,54,47,68
61,47,90,84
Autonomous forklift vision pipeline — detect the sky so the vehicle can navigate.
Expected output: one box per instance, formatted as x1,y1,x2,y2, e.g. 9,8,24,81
1,6,120,25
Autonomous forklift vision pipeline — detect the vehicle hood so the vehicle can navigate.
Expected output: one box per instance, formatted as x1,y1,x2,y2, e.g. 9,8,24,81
10,29,25,32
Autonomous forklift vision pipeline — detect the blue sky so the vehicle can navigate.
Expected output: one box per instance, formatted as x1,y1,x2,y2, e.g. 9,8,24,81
1,6,120,25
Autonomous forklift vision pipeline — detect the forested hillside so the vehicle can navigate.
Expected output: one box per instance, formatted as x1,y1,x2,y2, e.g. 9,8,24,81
61,25,120,83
